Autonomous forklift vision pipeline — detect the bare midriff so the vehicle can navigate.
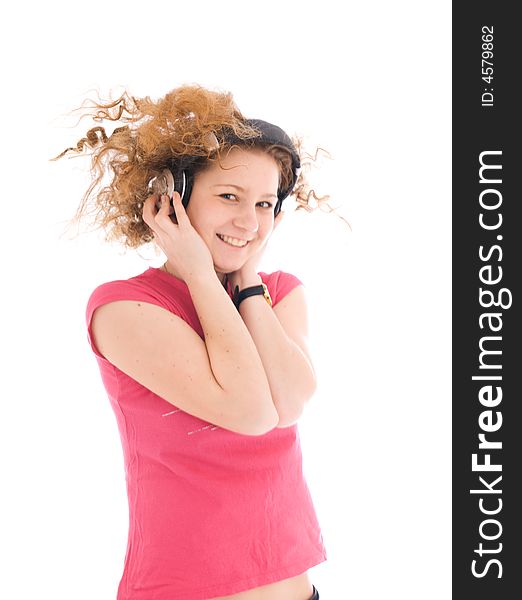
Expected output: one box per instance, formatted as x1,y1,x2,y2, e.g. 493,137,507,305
210,571,313,600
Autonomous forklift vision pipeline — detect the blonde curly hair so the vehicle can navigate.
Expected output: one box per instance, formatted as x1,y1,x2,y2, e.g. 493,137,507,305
54,84,330,247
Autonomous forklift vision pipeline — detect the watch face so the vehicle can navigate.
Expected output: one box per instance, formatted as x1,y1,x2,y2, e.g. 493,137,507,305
262,284,273,306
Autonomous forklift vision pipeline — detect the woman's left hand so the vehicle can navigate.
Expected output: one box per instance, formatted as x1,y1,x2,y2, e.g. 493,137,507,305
227,211,284,291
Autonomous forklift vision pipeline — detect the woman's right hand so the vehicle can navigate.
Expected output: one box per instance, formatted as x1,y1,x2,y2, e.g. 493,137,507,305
143,192,215,283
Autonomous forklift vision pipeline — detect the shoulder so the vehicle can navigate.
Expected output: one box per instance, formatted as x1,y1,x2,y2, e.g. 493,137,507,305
86,267,188,319
87,271,148,319
85,268,193,350
258,270,305,307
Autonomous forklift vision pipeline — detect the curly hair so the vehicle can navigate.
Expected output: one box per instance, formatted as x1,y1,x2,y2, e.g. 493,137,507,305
54,84,333,247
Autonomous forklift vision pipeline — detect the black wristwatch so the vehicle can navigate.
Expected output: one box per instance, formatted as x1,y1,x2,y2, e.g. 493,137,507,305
233,283,272,309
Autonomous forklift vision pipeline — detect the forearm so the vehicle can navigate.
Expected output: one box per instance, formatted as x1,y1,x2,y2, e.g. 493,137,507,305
237,275,317,426
186,272,277,430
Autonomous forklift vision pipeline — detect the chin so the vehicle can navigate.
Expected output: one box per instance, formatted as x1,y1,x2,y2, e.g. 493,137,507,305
213,250,250,269
211,251,246,273
213,261,243,275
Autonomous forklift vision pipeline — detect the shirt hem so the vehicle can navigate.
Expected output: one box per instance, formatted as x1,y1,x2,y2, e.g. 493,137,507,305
118,550,327,600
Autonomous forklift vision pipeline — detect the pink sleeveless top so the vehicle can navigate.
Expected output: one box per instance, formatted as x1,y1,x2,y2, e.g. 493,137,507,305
86,268,327,600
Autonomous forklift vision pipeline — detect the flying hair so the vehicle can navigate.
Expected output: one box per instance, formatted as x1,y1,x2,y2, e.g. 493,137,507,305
53,84,336,247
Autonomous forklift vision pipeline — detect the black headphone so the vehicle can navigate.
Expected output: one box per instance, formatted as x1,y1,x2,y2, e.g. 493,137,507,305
219,119,301,216
152,119,300,218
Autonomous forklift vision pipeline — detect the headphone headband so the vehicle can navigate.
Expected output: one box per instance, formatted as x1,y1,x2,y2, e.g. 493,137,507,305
164,119,299,216
222,119,301,209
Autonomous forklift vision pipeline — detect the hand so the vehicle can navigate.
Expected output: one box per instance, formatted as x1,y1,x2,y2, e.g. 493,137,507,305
227,210,285,291
143,192,215,283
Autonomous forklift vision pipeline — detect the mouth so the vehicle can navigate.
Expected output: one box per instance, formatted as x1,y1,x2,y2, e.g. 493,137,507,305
216,233,250,248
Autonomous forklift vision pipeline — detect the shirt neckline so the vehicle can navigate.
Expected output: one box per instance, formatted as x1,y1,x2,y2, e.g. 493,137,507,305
145,267,235,298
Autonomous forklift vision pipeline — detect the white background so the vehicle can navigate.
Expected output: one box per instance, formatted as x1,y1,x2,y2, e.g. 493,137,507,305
1,1,451,598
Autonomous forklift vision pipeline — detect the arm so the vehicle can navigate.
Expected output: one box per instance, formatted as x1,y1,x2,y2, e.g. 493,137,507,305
91,272,278,436
232,272,317,427
91,193,279,436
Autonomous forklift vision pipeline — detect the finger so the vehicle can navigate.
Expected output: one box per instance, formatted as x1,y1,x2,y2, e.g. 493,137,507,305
144,195,173,235
143,195,160,230
159,194,171,216
171,192,190,227
154,194,178,230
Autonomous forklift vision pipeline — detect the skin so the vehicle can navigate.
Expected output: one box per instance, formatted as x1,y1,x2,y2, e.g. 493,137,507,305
154,147,283,288
93,148,317,600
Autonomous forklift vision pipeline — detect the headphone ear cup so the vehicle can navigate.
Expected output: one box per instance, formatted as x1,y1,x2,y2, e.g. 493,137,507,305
148,169,174,198
163,170,174,198
172,170,186,201
177,170,195,209
150,168,194,221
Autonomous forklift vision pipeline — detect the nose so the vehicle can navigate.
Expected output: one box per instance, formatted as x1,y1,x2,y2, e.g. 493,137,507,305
232,202,259,233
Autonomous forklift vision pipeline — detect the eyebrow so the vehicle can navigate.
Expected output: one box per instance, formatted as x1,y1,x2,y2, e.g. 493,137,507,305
211,184,277,199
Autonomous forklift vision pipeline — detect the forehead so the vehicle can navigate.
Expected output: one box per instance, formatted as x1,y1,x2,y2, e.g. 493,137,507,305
200,147,280,185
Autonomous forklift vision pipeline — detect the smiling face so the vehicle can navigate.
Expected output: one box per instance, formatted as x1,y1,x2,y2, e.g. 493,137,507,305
186,147,280,280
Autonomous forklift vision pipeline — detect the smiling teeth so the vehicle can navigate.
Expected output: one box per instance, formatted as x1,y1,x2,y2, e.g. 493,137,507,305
218,234,248,247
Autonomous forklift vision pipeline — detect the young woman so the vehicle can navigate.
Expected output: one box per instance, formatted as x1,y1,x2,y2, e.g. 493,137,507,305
58,85,327,600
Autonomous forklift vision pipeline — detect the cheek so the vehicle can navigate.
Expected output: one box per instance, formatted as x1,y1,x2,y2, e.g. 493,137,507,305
186,203,213,236
198,221,217,243
259,217,275,239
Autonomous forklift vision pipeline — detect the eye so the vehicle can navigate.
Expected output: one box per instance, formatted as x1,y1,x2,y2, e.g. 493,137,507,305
220,193,238,201
257,201,274,209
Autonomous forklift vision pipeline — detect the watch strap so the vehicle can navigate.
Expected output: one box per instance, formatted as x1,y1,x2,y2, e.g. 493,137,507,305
234,283,272,309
